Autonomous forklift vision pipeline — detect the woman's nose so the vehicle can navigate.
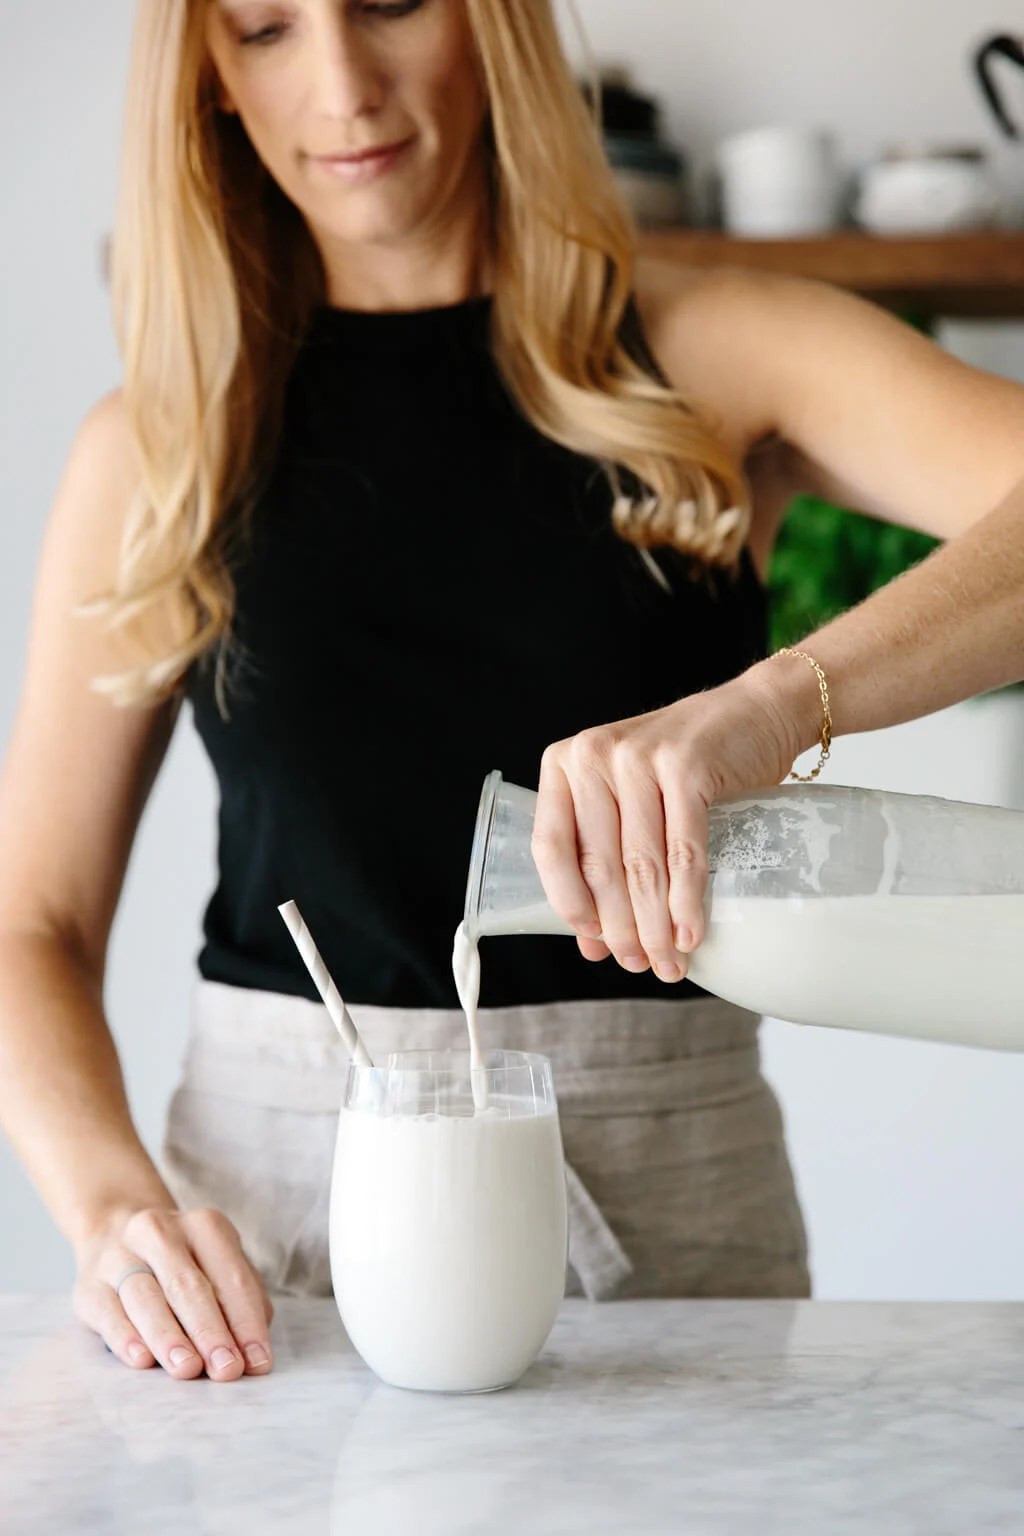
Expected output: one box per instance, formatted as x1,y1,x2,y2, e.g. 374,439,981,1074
309,20,387,124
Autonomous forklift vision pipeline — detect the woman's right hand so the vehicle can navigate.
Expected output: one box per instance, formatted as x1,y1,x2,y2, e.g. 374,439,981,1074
72,1205,275,1381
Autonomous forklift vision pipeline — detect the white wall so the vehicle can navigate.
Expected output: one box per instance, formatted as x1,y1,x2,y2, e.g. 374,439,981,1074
763,695,1024,1301
2,2,1023,1299
570,0,1024,208
1,0,217,1293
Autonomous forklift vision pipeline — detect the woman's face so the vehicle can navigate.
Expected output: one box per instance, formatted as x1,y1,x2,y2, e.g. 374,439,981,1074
205,0,488,255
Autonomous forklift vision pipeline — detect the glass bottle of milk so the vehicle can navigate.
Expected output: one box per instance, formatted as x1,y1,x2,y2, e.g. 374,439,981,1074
462,772,1024,1052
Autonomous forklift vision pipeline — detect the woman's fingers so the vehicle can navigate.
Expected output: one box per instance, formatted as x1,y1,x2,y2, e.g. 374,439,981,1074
552,735,650,974
576,780,649,973
616,766,689,983
186,1209,275,1374
537,734,656,974
534,681,801,980
576,934,612,963
93,1244,206,1379
76,1275,156,1370
536,717,715,981
116,1211,247,1381
660,772,711,954
74,1205,276,1382
533,750,603,939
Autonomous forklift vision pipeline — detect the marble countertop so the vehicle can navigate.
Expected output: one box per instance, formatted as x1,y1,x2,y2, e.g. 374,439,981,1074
1,1296,1022,1535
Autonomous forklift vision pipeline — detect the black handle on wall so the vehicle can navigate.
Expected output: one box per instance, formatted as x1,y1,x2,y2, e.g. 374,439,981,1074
974,33,1024,139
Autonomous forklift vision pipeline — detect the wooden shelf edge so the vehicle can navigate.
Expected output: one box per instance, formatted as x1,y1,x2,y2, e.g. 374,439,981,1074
638,230,1024,317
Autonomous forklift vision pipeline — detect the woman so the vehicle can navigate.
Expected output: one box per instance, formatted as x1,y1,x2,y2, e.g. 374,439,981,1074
1,0,1023,1385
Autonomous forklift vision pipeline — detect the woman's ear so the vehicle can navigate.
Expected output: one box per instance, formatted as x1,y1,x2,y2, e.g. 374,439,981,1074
215,77,238,116
202,56,237,116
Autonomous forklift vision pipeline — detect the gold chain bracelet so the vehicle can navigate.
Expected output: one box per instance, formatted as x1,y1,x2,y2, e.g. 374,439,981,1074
776,648,833,782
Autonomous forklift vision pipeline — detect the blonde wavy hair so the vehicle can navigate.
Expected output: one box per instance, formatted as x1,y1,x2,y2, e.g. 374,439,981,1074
95,0,751,711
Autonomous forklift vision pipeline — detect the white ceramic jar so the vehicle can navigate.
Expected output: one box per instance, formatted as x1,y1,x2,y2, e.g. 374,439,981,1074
716,126,842,237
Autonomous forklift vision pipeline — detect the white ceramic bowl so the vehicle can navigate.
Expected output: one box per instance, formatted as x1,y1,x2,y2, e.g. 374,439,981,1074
853,158,999,234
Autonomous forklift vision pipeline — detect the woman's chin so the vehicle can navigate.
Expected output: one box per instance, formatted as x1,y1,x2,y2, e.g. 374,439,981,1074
310,203,432,258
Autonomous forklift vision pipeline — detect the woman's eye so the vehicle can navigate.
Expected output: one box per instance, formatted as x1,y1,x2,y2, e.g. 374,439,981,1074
361,0,425,17
237,1,422,44
239,23,288,47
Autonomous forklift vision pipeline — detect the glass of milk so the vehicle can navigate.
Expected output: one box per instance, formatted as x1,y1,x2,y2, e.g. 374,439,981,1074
330,1048,569,1393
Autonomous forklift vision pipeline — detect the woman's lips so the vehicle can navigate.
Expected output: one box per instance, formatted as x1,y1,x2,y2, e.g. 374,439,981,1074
310,138,413,184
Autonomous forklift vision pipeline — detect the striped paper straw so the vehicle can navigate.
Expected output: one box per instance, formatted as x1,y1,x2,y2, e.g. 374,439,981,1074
277,901,373,1068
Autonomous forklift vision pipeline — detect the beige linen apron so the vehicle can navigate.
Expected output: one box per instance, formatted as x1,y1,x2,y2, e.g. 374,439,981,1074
160,979,809,1301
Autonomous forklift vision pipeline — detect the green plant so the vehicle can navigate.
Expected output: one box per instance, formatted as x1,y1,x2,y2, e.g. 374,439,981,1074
767,495,939,652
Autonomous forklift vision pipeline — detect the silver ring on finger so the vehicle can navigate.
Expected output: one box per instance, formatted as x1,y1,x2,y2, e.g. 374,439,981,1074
113,1262,157,1299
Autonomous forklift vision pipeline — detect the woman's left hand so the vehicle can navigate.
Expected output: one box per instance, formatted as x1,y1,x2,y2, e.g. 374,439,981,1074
531,670,803,982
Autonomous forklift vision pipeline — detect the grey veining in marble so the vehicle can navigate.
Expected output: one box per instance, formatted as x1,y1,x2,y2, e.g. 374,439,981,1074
1,1296,1022,1535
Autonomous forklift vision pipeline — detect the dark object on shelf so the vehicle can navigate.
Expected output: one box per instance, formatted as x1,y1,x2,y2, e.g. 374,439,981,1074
603,137,684,179
603,135,688,226
582,68,688,227
974,33,1024,139
582,70,660,138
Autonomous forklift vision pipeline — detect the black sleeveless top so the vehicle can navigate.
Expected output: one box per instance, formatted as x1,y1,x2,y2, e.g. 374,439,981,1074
187,296,767,1009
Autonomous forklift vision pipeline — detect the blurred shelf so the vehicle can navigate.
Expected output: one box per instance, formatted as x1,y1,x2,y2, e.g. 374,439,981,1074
638,230,1024,319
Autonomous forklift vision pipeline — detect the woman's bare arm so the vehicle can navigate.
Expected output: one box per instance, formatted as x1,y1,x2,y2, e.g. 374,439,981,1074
0,393,179,1242
531,267,1024,982
638,262,1024,729
0,393,273,1379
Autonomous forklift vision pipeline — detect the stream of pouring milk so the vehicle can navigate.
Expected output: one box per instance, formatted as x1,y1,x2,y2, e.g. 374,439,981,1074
452,922,488,1109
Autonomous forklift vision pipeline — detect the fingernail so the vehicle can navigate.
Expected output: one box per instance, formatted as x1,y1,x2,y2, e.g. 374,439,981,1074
621,955,650,974
128,1341,149,1364
655,962,681,983
169,1346,197,1367
675,925,694,951
211,1346,239,1371
577,923,603,940
245,1343,270,1369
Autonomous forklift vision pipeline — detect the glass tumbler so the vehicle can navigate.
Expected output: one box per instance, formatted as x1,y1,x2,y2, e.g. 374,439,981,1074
329,1049,569,1393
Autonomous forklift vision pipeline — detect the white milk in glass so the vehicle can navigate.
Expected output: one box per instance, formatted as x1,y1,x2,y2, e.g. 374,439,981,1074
330,1059,568,1394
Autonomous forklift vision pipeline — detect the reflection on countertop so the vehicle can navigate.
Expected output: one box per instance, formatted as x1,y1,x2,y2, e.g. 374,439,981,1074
1,1295,1023,1534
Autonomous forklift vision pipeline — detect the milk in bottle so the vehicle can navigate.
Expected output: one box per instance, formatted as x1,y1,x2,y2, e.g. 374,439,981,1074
462,775,1024,1051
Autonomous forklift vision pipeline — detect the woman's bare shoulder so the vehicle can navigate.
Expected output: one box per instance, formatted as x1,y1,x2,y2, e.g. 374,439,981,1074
635,252,809,338
71,389,139,492
50,390,142,575
0,385,174,954
633,255,794,452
